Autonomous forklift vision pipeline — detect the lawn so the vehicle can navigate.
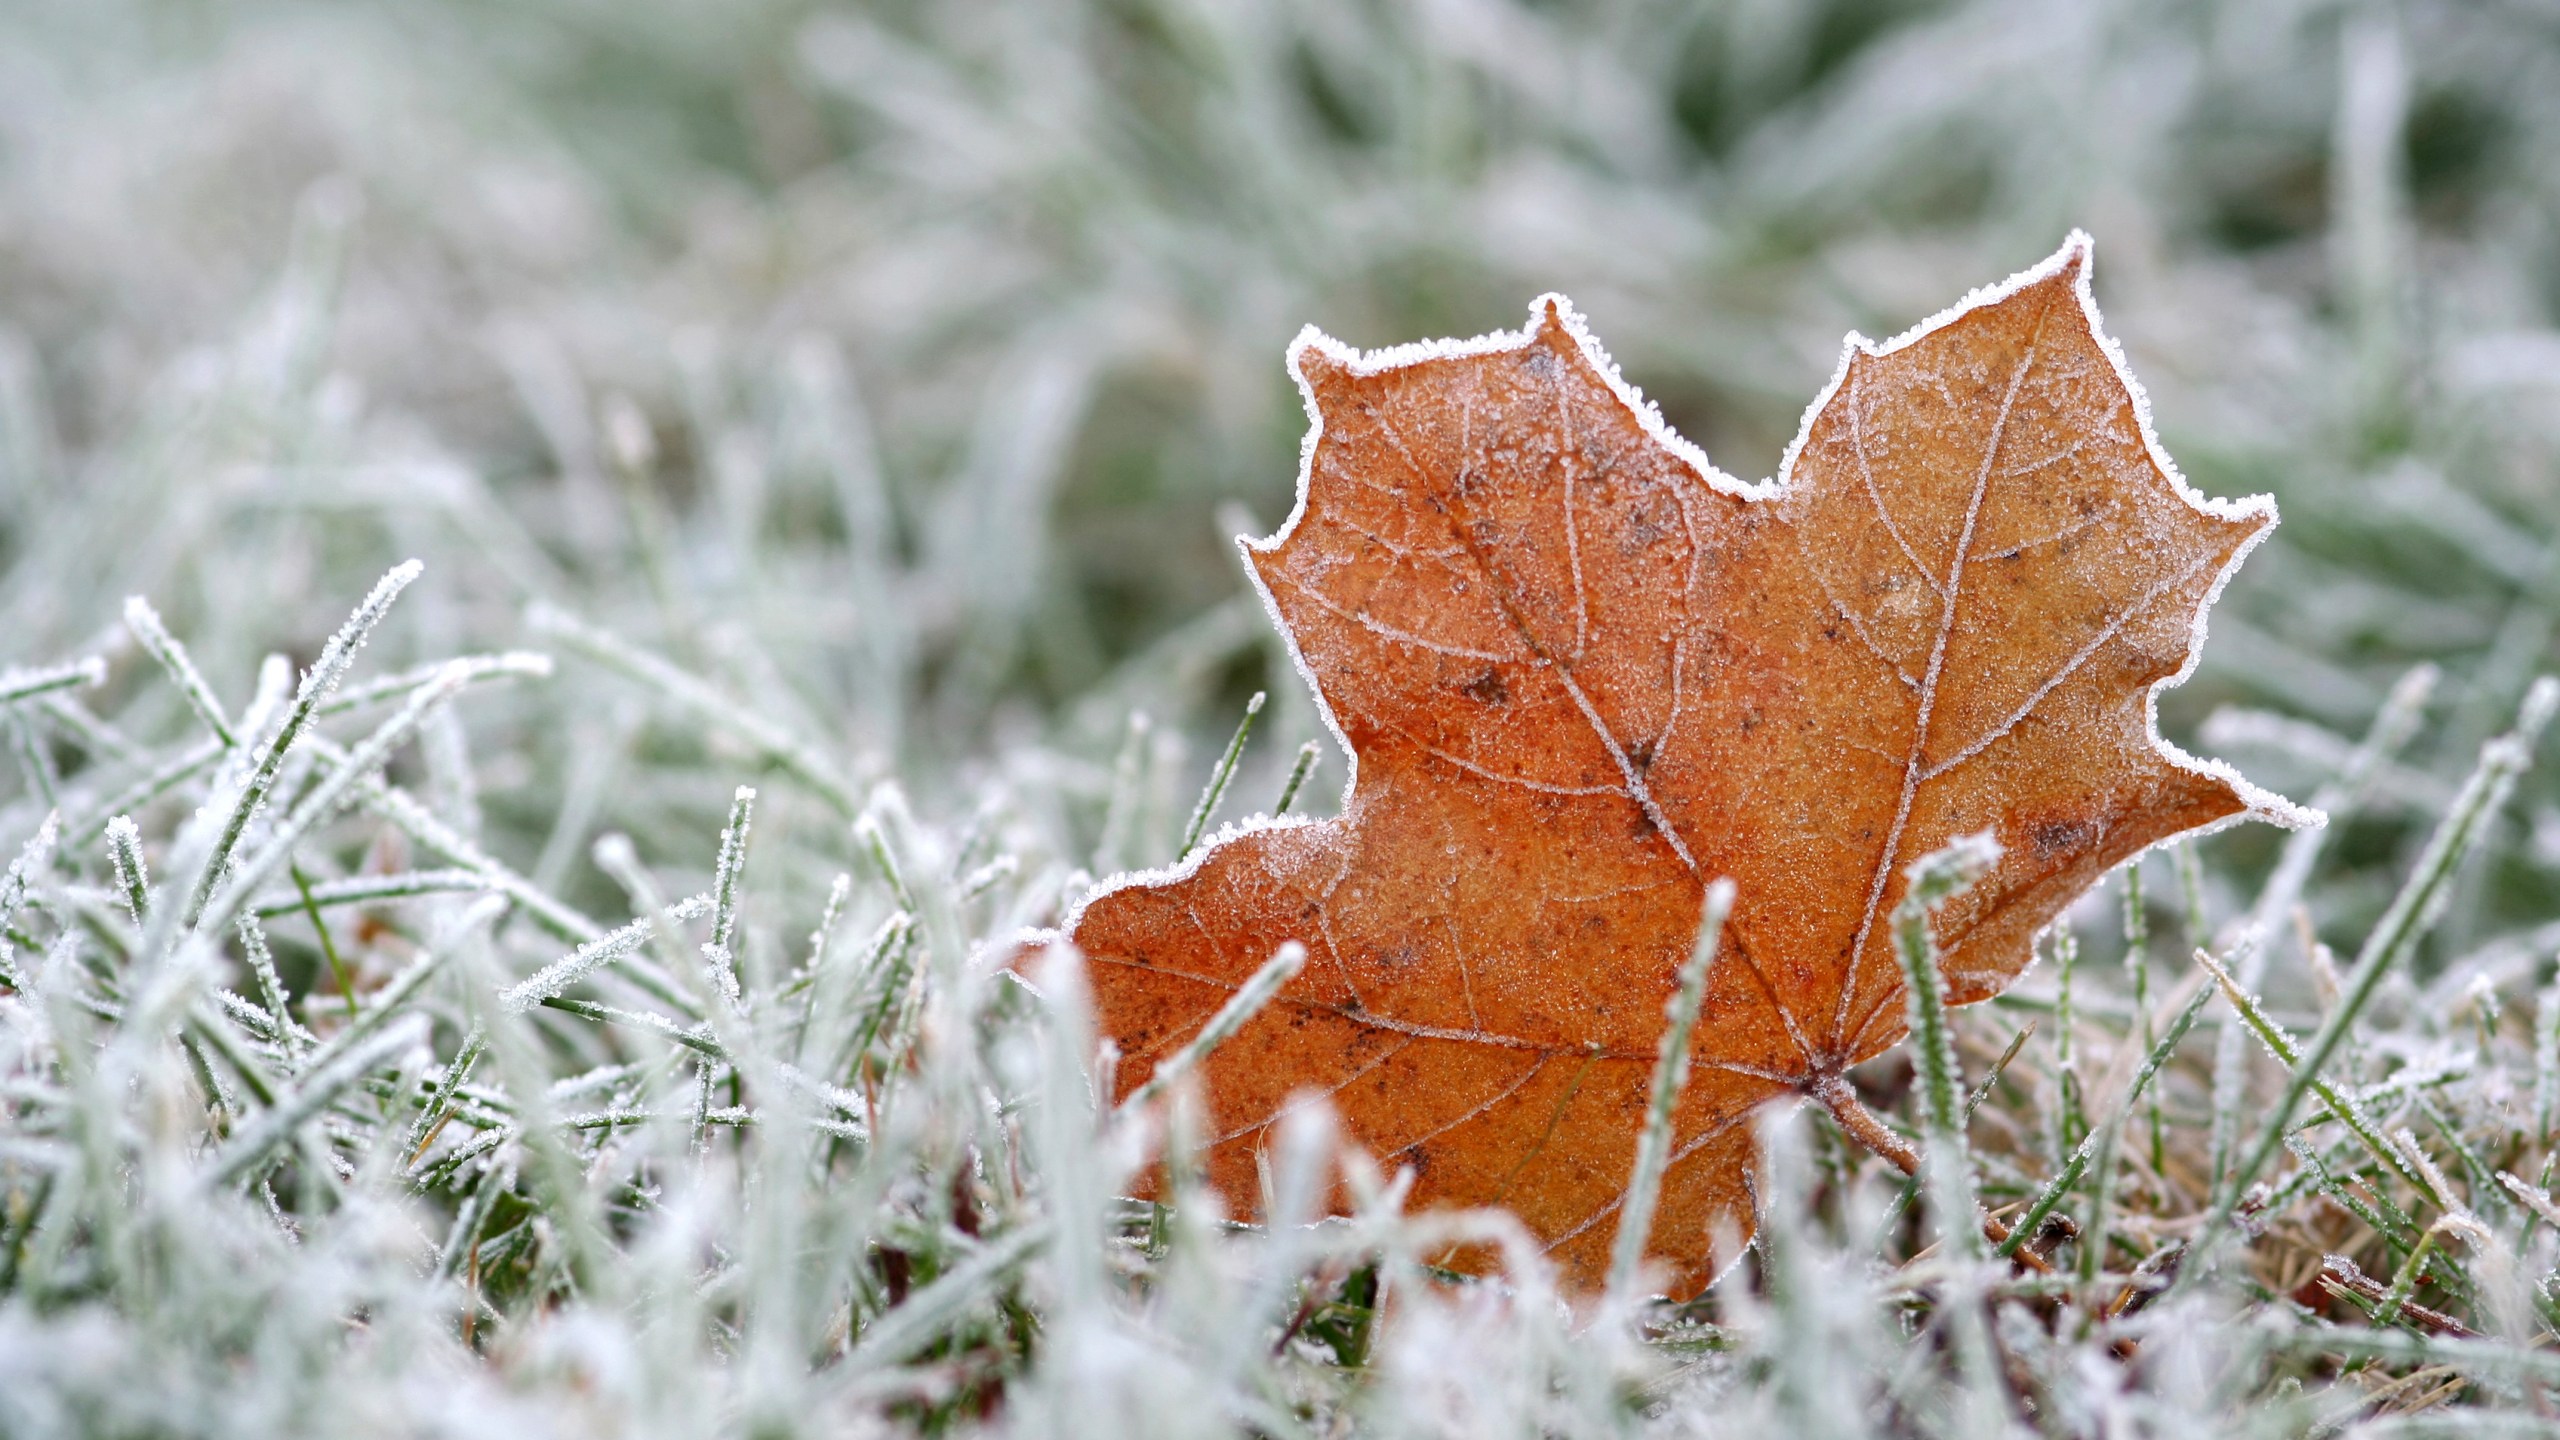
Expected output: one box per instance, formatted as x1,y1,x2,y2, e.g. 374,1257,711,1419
5,2,2560,1435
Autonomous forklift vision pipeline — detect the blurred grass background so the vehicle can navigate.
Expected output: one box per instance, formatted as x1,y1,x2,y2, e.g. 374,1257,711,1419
7,1,2560,1430
8,0,2560,933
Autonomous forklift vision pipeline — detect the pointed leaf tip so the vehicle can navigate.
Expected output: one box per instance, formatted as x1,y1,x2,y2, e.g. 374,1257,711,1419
2056,230,2093,277
1290,333,1352,392
1056,242,2293,1300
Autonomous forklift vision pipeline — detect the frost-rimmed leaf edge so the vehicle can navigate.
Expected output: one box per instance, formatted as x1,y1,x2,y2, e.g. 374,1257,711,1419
1043,229,2320,956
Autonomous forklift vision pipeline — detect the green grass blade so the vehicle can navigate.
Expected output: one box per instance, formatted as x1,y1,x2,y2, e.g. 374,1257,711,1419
1607,877,1734,1305
2199,676,2557,1274
1179,691,1262,858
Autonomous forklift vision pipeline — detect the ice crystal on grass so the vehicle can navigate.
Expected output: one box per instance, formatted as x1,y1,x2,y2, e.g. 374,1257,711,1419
8,1,2560,1435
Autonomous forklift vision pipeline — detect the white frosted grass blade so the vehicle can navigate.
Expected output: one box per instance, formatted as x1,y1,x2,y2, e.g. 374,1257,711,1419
702,787,754,1017
345,766,601,942
123,595,238,747
2204,663,2439,1218
200,654,294,808
0,810,58,985
1119,940,1304,1112
1029,944,1105,1317
1894,831,2001,1262
247,868,495,918
0,657,105,708
190,657,469,942
1218,1100,1340,1382
205,1012,427,1189
234,913,308,1068
520,997,721,1060
590,834,718,1023
2195,676,2559,1284
103,815,149,927
528,604,858,817
1999,974,2215,1259
503,895,715,1011
448,931,611,1286
1271,738,1321,816
183,560,423,926
1179,690,1263,858
317,652,552,718
1606,877,1733,1306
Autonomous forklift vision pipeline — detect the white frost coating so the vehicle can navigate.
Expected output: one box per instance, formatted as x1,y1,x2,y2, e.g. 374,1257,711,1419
1779,232,2318,853
1047,230,2317,953
504,893,715,1010
1042,812,1324,949
2058,231,2318,836
1040,290,1765,949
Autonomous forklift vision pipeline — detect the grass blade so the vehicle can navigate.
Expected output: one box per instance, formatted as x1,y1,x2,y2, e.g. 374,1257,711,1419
529,605,858,818
103,816,149,927
2200,676,2557,1271
1607,877,1734,1304
702,786,753,1016
1272,739,1321,816
1179,691,1262,858
205,1013,426,1189
0,658,105,708
1996,975,2213,1258
182,560,422,927
1895,831,2001,1262
502,895,715,1011
124,595,238,747
191,655,465,940
2194,946,2433,1199
1120,939,1305,1111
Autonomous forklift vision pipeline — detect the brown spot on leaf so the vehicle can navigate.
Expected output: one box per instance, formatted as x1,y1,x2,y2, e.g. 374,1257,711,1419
1054,240,2286,1301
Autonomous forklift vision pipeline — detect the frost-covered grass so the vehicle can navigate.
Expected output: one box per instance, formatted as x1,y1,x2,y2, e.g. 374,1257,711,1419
7,1,2560,1435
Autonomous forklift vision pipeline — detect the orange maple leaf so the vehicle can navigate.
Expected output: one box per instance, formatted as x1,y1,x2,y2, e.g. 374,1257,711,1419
1057,234,2307,1298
